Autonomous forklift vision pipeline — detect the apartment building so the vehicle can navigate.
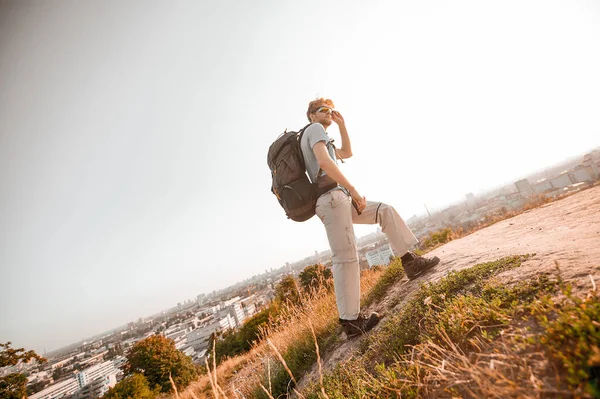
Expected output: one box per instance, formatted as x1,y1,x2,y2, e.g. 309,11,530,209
164,324,188,341
229,302,246,326
187,321,220,350
50,356,76,370
366,244,394,267
30,360,119,399
71,375,117,399
242,302,256,319
30,377,79,399
218,312,236,330
76,361,117,388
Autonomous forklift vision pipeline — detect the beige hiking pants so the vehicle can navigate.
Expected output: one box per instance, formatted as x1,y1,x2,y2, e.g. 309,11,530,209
315,189,419,320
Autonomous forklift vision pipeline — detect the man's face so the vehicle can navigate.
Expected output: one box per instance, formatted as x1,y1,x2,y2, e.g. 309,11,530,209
310,105,334,127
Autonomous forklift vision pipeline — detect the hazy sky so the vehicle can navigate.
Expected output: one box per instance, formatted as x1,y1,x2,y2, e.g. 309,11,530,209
1,0,599,353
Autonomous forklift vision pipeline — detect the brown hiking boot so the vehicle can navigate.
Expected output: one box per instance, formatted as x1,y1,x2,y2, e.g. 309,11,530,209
339,312,381,338
403,252,440,280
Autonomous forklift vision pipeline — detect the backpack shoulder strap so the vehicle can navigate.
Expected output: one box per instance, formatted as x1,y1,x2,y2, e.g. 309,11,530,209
297,122,323,182
297,122,316,155
297,122,314,143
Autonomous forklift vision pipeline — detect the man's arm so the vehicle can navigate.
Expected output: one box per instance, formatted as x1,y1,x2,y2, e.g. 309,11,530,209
332,111,352,159
313,141,366,211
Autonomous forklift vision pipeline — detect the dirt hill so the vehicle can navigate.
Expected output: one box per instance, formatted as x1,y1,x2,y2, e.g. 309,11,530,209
295,185,600,393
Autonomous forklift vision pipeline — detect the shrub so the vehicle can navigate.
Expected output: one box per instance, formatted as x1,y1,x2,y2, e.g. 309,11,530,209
124,335,197,393
420,228,455,251
102,373,157,399
299,264,333,294
275,275,301,305
215,304,279,362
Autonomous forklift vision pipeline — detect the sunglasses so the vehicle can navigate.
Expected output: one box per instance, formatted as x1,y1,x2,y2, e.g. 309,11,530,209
315,106,334,114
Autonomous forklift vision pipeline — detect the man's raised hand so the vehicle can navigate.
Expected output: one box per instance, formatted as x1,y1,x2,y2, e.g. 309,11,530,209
332,110,345,126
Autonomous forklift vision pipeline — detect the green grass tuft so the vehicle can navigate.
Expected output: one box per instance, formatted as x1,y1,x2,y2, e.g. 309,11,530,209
366,255,534,362
361,257,405,308
538,284,600,395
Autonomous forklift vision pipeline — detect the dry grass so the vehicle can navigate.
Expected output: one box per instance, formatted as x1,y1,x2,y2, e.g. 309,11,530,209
308,319,329,399
177,268,382,398
180,354,251,399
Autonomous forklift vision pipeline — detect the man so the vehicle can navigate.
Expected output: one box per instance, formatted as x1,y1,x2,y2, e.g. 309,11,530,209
301,98,440,338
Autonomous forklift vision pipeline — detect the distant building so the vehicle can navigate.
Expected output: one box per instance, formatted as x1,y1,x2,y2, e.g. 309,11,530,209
366,244,394,268
532,179,552,194
242,302,257,319
112,356,126,370
222,296,241,307
218,313,236,330
75,361,117,389
465,192,477,209
50,356,75,370
548,172,573,190
514,179,534,196
71,374,117,399
582,152,600,179
27,371,51,385
30,377,79,399
180,346,195,358
187,321,220,351
229,303,246,326
571,165,594,183
77,352,105,369
164,324,188,341
32,359,120,399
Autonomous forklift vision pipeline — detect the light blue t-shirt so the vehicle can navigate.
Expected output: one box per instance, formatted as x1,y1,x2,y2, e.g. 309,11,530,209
300,123,338,183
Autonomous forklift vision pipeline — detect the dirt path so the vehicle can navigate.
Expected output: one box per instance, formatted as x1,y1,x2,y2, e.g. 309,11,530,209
425,184,600,293
297,185,600,392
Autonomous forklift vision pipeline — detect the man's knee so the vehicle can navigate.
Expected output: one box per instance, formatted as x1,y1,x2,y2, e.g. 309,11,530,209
377,202,395,218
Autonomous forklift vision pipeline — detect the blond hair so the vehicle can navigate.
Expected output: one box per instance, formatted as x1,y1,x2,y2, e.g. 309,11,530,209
306,98,335,122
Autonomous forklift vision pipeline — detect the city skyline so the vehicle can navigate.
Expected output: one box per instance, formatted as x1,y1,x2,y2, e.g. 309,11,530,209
30,145,600,356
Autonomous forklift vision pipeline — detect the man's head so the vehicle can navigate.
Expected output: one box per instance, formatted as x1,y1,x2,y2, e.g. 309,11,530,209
306,98,335,128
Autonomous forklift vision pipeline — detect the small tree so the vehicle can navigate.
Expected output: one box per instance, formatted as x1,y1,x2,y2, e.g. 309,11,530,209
299,264,333,294
102,373,157,399
124,336,197,393
26,380,47,396
275,275,301,305
0,342,46,399
214,303,279,362
105,343,124,360
52,367,68,381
